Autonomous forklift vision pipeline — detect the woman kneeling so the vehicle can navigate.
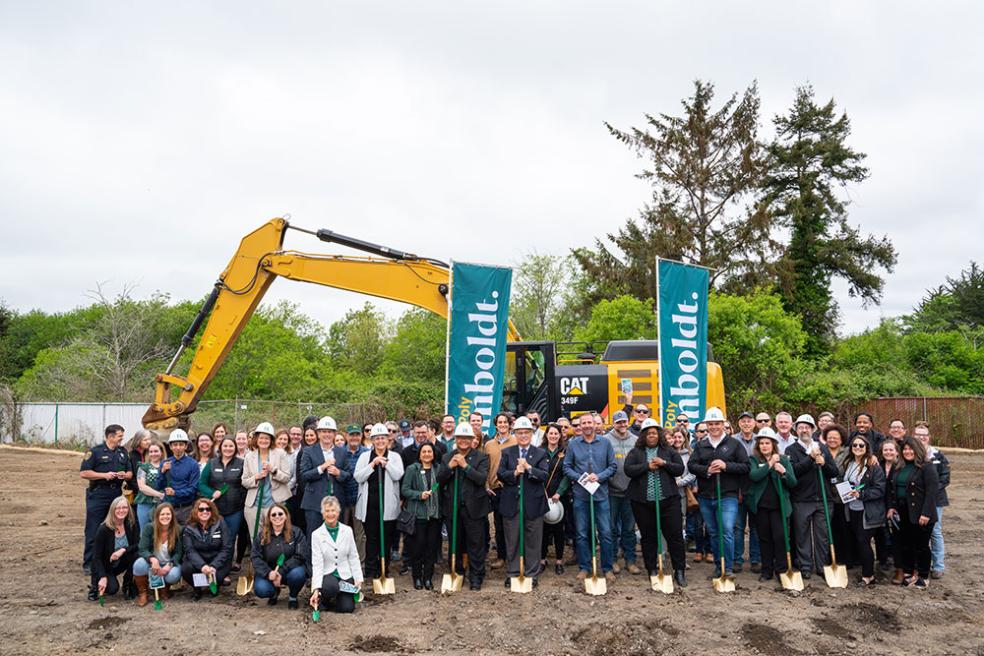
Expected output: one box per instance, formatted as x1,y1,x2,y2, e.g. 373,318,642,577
310,496,362,613
132,502,183,606
252,502,308,608
182,498,232,600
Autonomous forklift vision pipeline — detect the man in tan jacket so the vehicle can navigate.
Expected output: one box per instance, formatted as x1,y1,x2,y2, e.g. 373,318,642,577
483,413,516,569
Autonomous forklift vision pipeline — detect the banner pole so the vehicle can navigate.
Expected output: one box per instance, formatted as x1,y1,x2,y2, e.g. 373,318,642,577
444,261,455,418
655,256,664,427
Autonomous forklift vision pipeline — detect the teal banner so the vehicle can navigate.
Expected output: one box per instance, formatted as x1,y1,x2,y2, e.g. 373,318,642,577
657,258,709,427
445,261,513,435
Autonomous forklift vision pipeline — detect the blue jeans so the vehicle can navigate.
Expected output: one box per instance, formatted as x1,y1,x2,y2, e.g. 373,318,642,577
609,495,637,563
574,495,614,573
698,495,739,573
733,497,761,567
254,565,308,598
132,558,183,584
222,510,244,556
687,507,710,553
136,503,156,531
930,507,945,573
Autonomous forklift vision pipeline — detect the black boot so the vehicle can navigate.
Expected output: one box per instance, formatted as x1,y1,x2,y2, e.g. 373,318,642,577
413,577,423,590
674,570,687,588
423,578,433,590
123,574,137,600
87,584,99,602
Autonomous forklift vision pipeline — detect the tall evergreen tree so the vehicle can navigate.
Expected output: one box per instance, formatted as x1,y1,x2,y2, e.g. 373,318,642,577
763,85,896,357
573,80,776,313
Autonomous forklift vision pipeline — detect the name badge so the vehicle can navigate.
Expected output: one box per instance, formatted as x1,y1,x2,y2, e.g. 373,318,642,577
215,468,224,472
212,533,222,539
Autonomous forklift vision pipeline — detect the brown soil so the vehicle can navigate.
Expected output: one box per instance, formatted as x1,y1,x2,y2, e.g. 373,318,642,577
1,446,983,655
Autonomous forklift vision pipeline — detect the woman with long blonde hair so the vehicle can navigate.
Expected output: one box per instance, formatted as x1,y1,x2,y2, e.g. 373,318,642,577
90,496,139,602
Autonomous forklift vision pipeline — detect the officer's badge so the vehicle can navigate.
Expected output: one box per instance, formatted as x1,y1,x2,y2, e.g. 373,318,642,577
84,450,92,459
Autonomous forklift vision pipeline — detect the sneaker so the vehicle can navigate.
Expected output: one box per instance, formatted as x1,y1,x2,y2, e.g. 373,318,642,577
930,570,943,580
626,563,641,575
604,571,616,584
913,578,928,590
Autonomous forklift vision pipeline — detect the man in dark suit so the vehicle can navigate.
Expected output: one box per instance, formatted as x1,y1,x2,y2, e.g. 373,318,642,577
299,416,350,538
402,420,448,468
438,423,491,590
497,416,549,588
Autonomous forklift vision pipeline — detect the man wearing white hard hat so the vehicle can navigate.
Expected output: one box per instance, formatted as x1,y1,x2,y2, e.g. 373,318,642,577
299,417,351,538
497,417,549,588
687,407,750,579
162,428,200,525
438,423,491,590
786,413,840,579
243,422,293,538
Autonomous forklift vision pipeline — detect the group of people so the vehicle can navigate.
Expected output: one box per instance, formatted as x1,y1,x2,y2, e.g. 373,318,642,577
79,404,950,610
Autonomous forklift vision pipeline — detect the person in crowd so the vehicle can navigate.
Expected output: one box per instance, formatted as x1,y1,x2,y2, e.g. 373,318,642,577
555,416,572,438
498,417,549,588
852,413,885,454
563,407,617,583
733,411,761,574
194,432,213,471
251,501,308,608
745,428,796,583
603,410,640,575
242,422,292,538
467,411,488,443
670,428,703,561
182,497,232,599
438,415,457,452
624,419,687,586
134,440,167,530
887,419,907,447
540,423,570,574
842,433,887,586
198,435,246,583
125,429,152,507
213,423,229,443
913,422,949,579
276,429,297,499
80,424,131,575
887,437,940,589
786,415,840,579
341,425,368,562
402,420,448,468
877,439,902,581
675,414,692,436
483,412,517,570
288,425,304,453
821,424,855,568
401,442,443,589
299,416,350,538
89,495,139,601
816,412,835,436
397,419,415,449
292,426,320,536
234,431,250,458
774,412,796,453
162,429,199,525
687,408,749,578
354,423,405,581
132,502,183,606
310,496,362,613
755,412,772,429
360,423,373,446
526,411,544,447
438,423,491,590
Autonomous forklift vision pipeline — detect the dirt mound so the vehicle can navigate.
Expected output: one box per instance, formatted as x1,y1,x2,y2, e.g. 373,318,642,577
350,635,413,653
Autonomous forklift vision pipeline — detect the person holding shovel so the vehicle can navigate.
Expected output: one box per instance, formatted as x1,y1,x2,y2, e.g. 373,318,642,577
242,422,293,539
132,502,183,606
299,416,351,539
438,423,491,590
401,442,444,590
498,416,549,589
746,428,797,584
181,498,232,600
623,418,687,587
251,501,309,608
353,423,405,582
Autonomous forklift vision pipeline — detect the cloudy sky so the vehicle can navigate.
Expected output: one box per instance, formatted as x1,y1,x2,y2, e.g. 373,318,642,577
2,1,981,337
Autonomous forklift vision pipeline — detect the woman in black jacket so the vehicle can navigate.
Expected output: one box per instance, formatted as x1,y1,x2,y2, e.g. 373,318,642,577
198,436,246,584
842,435,886,586
182,498,232,599
887,437,939,589
251,502,308,608
623,419,687,587
90,496,140,602
539,424,570,575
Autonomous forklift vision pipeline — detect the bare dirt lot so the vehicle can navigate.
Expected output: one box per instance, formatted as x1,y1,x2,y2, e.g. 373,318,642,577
1,446,982,656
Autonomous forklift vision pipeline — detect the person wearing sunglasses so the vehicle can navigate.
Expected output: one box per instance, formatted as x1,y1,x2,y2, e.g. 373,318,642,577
251,502,309,607
840,431,886,586
755,413,772,428
182,498,232,600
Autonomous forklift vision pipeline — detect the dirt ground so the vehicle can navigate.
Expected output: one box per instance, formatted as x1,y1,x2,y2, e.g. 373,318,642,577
1,446,982,656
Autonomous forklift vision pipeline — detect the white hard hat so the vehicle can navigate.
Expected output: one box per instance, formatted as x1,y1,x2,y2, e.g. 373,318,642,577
316,416,337,431
369,423,389,438
168,428,190,443
756,427,778,440
544,498,565,525
513,416,534,431
795,414,816,428
253,422,276,437
640,418,660,431
454,423,474,437
704,407,726,422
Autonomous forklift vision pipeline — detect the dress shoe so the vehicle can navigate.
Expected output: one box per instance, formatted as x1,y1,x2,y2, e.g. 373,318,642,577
674,570,687,587
504,578,511,589
87,586,99,602
192,588,203,601
693,553,703,563
267,592,279,606
750,563,761,574
413,578,423,590
801,570,812,580
469,581,482,591
555,563,564,575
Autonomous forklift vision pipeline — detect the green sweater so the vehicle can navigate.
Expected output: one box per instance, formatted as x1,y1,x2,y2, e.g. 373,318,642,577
401,462,443,520
746,454,797,516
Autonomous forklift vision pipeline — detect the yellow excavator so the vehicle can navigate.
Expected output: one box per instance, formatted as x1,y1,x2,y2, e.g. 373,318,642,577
142,218,726,431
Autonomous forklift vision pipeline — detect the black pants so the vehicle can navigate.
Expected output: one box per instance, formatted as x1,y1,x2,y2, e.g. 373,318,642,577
490,493,506,560
236,514,251,563
364,512,397,579
83,489,116,569
409,518,442,580
455,511,488,583
631,498,685,572
898,513,933,578
542,517,565,561
318,575,356,613
874,526,893,566
182,561,233,588
754,507,787,577
848,509,875,578
90,553,136,595
831,502,857,566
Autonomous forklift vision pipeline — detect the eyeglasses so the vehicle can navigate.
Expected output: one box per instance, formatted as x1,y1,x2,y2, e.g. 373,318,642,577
676,418,689,424
197,507,211,513
388,429,398,434
635,409,650,415
363,428,371,433
756,418,770,423
851,443,866,449
696,429,708,434
269,511,286,517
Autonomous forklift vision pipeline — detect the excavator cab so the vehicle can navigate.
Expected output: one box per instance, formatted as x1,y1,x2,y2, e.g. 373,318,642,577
502,342,559,421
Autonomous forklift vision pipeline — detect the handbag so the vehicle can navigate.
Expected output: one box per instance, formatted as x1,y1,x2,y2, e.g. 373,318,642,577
397,508,416,535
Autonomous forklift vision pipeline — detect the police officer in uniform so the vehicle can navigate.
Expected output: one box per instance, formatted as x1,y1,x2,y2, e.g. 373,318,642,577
80,424,131,584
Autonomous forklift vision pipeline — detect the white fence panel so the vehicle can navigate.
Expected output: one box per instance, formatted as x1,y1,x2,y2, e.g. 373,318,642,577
11,403,148,446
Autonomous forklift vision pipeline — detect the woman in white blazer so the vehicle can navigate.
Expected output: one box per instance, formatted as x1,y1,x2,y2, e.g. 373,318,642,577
354,423,405,579
310,496,362,613
242,422,293,538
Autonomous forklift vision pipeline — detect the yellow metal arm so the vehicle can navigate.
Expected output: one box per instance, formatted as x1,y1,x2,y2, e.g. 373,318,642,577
143,218,520,430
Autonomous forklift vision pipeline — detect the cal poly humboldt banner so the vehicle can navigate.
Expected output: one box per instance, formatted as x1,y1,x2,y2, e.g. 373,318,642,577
657,258,710,427
445,261,513,436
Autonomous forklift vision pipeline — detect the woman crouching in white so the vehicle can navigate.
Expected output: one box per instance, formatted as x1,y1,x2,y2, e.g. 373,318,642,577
309,496,362,613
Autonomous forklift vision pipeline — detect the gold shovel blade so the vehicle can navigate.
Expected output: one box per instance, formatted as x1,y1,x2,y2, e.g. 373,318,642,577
584,575,607,596
511,575,533,594
823,563,848,589
650,556,674,594
236,562,254,596
440,572,463,594
712,574,736,593
779,569,804,591
372,576,396,595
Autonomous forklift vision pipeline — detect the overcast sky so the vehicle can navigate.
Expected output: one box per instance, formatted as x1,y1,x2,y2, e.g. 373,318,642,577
2,1,982,339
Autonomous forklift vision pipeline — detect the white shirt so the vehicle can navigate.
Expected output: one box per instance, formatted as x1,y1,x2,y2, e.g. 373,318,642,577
777,433,796,454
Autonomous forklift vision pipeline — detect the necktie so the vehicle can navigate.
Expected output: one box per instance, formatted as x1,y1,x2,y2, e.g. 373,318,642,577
520,448,527,460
